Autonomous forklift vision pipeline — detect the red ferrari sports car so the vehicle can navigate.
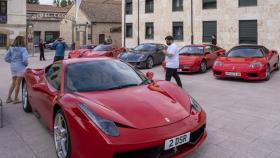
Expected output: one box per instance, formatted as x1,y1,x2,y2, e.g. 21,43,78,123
68,44,126,59
22,58,207,158
162,44,225,73
212,45,279,81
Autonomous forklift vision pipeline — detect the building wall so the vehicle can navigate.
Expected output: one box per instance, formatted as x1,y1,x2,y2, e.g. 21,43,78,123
32,21,61,43
92,23,122,48
122,0,280,51
0,0,26,46
61,4,122,48
60,5,91,48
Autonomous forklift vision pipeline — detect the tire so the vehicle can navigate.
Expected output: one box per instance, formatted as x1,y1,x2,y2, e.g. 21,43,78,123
22,82,32,113
200,60,207,73
54,109,72,158
265,65,271,81
146,57,154,69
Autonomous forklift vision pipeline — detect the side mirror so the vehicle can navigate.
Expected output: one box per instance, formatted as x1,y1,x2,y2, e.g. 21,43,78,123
146,72,154,80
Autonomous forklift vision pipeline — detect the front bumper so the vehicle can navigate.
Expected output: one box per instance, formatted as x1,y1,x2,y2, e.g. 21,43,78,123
178,64,200,73
212,67,267,80
68,108,207,158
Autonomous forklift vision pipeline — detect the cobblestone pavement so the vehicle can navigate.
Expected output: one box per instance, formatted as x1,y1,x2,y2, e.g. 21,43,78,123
0,52,280,158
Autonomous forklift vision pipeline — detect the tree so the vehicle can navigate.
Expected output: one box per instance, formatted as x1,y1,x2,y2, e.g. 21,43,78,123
26,0,39,4
60,0,68,7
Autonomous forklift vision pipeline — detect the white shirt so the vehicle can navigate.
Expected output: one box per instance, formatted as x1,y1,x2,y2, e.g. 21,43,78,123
165,43,179,68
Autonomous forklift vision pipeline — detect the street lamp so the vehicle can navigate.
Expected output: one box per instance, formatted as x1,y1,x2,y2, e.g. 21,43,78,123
191,0,194,44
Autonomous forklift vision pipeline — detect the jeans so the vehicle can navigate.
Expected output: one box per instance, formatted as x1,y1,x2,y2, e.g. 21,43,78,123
53,56,64,62
165,68,182,87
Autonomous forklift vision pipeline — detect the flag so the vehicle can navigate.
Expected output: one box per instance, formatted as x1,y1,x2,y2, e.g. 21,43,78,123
75,0,82,21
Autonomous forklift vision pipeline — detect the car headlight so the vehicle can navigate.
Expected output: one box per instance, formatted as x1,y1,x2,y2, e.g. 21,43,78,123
249,62,263,69
213,61,223,67
79,103,119,137
139,54,147,61
189,96,202,113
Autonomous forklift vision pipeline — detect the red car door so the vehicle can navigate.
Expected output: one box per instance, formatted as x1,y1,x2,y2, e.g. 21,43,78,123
33,63,62,129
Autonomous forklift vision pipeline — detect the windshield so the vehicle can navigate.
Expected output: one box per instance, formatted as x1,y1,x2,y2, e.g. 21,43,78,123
93,45,112,51
134,44,157,51
65,60,147,92
178,46,204,55
226,48,264,58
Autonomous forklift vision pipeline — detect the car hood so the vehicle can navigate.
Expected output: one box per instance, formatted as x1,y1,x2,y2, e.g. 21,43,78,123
119,51,149,61
69,49,90,58
179,55,203,65
75,81,191,129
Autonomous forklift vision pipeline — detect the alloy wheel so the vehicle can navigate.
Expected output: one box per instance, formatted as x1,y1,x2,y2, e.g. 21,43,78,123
265,65,271,81
54,112,69,158
147,57,154,69
200,61,207,73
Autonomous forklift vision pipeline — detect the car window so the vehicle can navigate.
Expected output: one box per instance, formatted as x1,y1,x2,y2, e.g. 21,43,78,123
226,48,264,58
46,64,62,90
65,60,146,92
178,46,204,55
134,44,157,51
93,45,112,51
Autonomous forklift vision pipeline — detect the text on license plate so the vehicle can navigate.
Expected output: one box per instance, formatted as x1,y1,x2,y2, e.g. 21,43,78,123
164,132,190,150
225,72,241,77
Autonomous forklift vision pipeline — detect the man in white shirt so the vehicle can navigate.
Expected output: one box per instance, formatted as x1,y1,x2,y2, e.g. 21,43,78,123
163,36,182,87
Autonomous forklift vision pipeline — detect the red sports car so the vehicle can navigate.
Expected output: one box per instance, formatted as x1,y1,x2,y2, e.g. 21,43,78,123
68,44,126,59
163,44,225,73
212,45,279,81
22,58,207,158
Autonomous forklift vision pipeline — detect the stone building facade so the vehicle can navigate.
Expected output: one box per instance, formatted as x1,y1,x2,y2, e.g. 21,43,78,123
60,0,122,48
27,4,70,45
0,0,26,48
122,0,280,51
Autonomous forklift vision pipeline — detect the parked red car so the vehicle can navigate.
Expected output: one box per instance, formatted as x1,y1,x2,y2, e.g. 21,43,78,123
22,58,207,158
68,44,126,59
163,44,225,73
212,45,279,81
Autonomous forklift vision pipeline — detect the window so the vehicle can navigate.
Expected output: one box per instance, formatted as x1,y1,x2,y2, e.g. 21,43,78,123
0,34,7,47
239,0,257,7
172,0,183,11
173,22,184,40
239,20,258,44
125,0,133,15
145,22,154,39
0,0,7,24
203,0,217,9
145,0,154,13
125,23,133,38
203,21,217,43
46,64,62,90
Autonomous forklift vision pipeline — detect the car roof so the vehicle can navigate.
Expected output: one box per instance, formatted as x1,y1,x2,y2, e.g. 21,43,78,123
61,57,112,65
185,44,211,47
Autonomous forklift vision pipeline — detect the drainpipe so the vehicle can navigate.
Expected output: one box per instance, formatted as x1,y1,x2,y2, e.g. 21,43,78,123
191,0,194,44
137,0,140,45
123,0,126,47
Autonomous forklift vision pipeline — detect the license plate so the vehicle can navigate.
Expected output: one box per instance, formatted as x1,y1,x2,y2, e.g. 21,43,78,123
164,132,190,150
225,72,241,77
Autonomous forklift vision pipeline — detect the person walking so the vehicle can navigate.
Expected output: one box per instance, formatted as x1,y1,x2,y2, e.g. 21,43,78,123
211,34,217,45
4,36,29,104
163,36,182,88
39,39,45,61
52,37,68,62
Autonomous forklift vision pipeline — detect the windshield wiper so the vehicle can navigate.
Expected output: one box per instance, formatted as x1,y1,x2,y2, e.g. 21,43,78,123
139,79,150,85
107,84,139,90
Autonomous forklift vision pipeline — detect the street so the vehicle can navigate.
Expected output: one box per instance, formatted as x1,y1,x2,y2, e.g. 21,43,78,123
0,51,280,158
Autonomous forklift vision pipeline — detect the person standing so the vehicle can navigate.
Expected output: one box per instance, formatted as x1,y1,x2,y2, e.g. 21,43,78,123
39,39,45,61
52,37,68,62
4,36,29,104
163,36,182,88
211,34,217,45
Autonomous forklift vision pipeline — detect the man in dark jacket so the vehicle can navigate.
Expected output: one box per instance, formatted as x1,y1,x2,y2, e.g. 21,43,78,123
211,34,217,45
39,39,45,61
